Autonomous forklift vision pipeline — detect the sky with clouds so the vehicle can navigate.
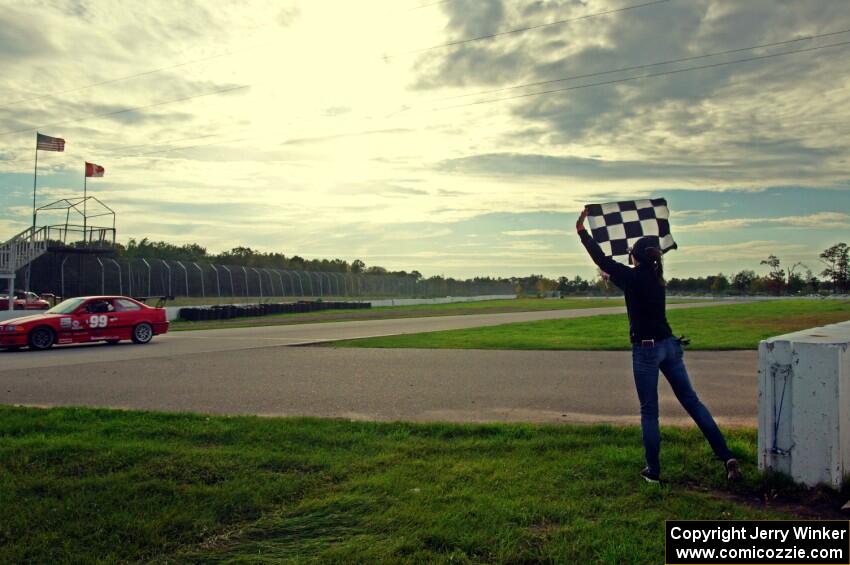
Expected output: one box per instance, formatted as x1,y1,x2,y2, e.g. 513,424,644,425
0,0,848,280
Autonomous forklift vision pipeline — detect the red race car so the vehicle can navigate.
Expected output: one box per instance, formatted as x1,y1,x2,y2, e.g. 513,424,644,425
0,290,51,310
0,296,169,351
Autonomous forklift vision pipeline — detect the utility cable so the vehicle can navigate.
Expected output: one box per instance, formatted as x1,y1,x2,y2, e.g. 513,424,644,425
432,27,850,102
117,38,850,158
402,0,671,55
3,29,847,161
437,39,850,110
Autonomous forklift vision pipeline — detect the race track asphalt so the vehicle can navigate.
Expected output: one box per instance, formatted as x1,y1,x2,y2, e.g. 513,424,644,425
0,302,758,426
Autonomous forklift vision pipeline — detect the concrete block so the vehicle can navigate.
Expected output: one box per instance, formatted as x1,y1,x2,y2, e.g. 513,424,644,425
759,320,850,488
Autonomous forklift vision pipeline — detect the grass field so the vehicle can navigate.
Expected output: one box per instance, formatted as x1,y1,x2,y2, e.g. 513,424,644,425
334,299,850,351
171,297,639,331
2,406,829,564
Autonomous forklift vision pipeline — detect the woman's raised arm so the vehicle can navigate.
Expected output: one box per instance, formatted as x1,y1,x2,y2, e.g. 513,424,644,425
576,207,633,289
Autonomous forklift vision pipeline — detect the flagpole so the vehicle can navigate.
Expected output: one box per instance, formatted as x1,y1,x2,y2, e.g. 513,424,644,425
32,133,39,231
83,165,87,244
27,133,39,294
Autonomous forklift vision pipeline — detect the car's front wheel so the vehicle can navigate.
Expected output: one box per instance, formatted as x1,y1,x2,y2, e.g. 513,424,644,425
131,323,153,344
28,327,55,351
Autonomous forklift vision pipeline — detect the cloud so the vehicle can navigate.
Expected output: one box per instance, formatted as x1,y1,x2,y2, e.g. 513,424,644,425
381,186,430,197
437,146,848,186
503,228,570,236
415,0,850,186
679,212,850,232
674,240,809,263
0,7,58,62
1,1,849,282
496,240,555,251
439,152,705,179
436,188,468,197
277,4,301,27
280,128,412,146
675,209,719,218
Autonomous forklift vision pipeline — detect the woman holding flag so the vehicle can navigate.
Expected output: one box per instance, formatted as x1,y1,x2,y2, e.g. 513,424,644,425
576,206,741,484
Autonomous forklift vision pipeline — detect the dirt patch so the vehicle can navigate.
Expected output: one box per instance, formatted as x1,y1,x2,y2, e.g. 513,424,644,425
688,482,849,520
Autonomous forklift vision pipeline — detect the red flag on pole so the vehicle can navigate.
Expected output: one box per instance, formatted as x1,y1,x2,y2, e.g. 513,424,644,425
36,132,65,151
85,162,105,177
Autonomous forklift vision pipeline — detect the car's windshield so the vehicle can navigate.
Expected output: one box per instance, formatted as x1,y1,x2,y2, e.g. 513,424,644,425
46,297,86,314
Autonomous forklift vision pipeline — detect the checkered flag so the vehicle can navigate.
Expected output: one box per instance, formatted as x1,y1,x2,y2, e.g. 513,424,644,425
585,198,677,262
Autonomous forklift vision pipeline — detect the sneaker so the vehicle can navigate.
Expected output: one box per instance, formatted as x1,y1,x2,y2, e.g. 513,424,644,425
640,467,660,484
725,458,742,481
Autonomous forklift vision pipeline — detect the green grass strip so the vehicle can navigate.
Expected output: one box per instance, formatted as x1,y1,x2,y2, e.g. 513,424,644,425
334,299,850,351
0,406,814,563
170,297,635,331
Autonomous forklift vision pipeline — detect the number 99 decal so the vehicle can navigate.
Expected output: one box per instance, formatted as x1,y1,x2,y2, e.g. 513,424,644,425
89,315,108,328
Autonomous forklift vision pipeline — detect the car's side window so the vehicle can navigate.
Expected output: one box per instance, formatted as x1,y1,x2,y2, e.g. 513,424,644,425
86,300,114,314
114,299,141,312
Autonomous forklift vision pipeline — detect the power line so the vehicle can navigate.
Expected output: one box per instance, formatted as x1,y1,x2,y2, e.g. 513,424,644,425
0,0,664,143
0,45,257,110
0,2,665,139
432,28,850,102
4,29,847,165
0,83,250,137
113,39,850,159
437,39,850,110
402,0,671,55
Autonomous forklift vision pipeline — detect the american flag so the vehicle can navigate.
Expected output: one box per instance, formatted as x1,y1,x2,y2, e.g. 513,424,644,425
36,132,65,152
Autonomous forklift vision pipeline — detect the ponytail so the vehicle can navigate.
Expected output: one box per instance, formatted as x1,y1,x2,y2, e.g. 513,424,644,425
645,247,665,286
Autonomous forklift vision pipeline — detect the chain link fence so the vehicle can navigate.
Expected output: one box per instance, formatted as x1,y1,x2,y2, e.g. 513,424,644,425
24,254,514,300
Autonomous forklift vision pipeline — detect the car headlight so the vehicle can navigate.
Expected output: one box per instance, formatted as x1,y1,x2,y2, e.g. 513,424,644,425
3,326,16,332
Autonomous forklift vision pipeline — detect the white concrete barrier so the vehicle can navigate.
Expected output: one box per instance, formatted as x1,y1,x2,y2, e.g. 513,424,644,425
0,310,42,322
367,295,516,308
758,320,850,488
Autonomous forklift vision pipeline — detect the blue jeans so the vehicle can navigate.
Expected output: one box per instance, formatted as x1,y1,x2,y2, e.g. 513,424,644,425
632,337,733,476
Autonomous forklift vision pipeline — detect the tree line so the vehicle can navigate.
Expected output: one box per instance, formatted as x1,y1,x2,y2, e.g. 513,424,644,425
116,238,849,296
553,243,849,296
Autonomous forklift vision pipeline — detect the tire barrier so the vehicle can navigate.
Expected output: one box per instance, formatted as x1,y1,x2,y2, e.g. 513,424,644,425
178,301,371,321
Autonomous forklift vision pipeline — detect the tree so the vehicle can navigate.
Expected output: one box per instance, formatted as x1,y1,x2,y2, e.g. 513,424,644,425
593,270,619,295
804,269,820,294
557,275,590,294
557,276,569,293
782,261,807,294
533,277,557,295
820,243,849,294
760,255,785,295
732,270,756,293
350,259,365,274
710,273,729,294
218,246,258,266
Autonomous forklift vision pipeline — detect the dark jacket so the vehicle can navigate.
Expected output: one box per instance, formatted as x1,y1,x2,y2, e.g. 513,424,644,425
579,230,673,343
